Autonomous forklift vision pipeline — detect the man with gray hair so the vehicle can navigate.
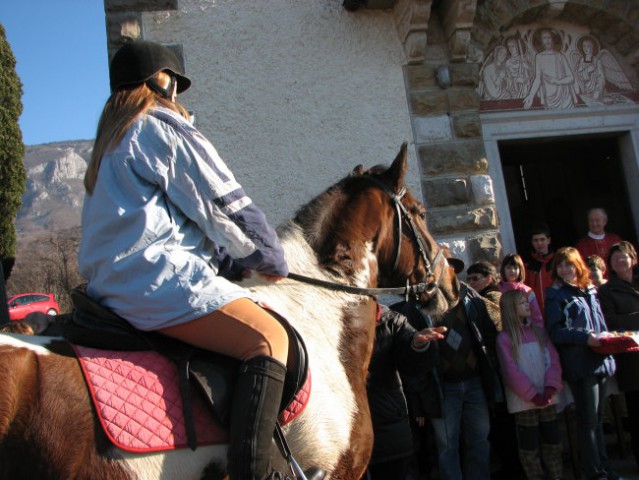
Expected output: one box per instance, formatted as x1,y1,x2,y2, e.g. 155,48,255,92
575,208,623,277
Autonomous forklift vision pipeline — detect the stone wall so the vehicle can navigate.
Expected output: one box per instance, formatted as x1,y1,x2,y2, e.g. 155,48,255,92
102,0,639,269
401,0,639,266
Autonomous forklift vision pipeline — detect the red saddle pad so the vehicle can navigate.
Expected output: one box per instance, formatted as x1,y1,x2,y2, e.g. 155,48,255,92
72,345,311,453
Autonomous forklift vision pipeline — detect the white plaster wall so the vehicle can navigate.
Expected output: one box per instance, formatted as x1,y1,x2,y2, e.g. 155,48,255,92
142,0,417,226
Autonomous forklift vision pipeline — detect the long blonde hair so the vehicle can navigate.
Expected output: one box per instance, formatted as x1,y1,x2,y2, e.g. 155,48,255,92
85,71,189,194
500,290,546,361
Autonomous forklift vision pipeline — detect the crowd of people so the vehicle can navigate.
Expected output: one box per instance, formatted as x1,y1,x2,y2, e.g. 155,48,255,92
366,208,639,480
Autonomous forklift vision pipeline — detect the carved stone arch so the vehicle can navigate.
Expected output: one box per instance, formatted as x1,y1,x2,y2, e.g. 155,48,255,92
471,0,639,80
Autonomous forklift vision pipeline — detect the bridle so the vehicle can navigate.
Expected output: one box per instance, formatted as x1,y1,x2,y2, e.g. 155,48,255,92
287,176,445,301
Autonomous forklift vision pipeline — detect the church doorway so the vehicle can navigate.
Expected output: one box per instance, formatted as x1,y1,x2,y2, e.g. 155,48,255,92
498,134,638,259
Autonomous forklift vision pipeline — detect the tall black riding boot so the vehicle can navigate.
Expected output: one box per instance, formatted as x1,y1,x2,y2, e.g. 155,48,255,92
227,355,287,480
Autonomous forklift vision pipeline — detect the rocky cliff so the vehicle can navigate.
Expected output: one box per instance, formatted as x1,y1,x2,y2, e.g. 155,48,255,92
16,140,91,240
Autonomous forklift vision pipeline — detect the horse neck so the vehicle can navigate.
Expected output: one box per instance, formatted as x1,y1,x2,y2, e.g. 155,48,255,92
286,187,380,288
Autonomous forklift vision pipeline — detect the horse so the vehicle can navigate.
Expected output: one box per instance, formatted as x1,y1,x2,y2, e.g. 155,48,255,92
0,143,459,480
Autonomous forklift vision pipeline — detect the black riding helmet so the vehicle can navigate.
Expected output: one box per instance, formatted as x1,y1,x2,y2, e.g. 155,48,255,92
109,40,191,95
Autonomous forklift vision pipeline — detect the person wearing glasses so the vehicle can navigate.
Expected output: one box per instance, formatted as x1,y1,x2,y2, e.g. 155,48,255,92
467,261,502,331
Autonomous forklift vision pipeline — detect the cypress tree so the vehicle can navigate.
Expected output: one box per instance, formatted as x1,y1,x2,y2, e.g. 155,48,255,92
0,23,26,280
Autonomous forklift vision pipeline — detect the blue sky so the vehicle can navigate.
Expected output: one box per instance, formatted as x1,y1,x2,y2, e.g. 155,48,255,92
2,1,110,145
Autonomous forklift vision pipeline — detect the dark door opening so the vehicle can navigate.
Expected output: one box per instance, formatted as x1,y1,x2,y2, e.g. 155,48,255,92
499,135,638,260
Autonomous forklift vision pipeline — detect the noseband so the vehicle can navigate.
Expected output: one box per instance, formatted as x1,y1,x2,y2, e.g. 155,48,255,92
287,176,445,301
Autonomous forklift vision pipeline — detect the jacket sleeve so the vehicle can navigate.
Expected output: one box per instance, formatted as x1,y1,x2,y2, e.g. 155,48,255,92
541,328,563,390
544,287,590,346
137,110,288,276
527,290,544,327
389,311,437,376
496,332,539,401
599,285,639,331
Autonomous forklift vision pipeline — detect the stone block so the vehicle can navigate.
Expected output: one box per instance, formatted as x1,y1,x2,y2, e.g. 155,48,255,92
409,91,449,115
405,65,438,90
452,112,481,138
422,178,469,207
418,141,487,175
467,233,502,264
448,89,481,112
394,0,431,42
450,63,479,87
470,175,495,205
448,29,472,62
424,44,450,62
105,0,178,13
106,12,142,45
404,31,429,65
470,26,493,50
413,116,453,143
490,1,515,27
429,206,497,235
474,5,500,34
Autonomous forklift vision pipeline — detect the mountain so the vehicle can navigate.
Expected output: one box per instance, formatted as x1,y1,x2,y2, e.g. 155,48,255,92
16,140,92,242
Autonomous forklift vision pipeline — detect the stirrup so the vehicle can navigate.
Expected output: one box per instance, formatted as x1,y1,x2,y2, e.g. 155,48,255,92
274,423,326,480
266,466,326,480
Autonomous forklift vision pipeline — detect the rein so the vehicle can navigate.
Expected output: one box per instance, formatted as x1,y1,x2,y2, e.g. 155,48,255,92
287,272,432,299
288,175,444,301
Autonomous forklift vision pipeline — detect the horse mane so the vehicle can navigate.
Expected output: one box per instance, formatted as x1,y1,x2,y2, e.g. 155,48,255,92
287,168,391,281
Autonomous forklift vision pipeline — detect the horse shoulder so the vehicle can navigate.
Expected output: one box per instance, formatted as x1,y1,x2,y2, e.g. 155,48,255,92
0,346,39,436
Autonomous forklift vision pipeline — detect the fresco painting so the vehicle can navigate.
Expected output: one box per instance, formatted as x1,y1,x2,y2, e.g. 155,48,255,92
478,26,637,111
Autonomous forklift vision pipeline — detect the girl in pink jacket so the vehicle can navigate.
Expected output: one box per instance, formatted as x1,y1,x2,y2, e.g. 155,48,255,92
497,290,564,480
499,253,545,327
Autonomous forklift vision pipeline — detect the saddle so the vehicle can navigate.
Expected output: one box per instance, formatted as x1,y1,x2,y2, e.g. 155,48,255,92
63,286,310,450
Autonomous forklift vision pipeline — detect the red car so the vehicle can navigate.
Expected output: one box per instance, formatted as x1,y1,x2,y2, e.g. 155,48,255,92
6,292,60,321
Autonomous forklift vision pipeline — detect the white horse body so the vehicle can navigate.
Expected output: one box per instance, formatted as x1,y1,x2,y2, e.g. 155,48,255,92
114,223,366,478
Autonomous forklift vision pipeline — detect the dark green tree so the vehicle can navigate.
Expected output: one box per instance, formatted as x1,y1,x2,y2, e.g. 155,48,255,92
0,23,26,281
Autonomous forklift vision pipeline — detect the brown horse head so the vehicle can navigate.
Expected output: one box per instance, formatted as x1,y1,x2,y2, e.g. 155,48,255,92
294,142,459,315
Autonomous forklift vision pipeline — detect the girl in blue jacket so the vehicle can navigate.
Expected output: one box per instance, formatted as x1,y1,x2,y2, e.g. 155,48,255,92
545,247,616,480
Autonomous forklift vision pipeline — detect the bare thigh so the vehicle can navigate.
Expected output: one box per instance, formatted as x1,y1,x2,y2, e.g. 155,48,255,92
158,297,289,364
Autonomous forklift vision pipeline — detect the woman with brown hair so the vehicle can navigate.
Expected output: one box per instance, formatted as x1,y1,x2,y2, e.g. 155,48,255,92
78,40,311,480
599,241,639,469
545,247,617,480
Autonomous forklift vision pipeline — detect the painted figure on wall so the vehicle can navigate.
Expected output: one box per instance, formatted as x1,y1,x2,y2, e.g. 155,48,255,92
523,28,576,109
504,35,532,99
477,25,636,110
571,35,634,105
479,46,509,100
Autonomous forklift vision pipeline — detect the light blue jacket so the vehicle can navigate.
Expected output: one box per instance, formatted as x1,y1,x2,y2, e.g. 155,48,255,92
79,107,287,330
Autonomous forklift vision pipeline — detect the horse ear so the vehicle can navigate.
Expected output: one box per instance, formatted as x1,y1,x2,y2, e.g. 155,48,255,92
351,165,365,176
384,142,408,191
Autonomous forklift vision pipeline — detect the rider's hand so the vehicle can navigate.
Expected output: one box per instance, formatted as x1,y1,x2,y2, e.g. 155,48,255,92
262,274,285,282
